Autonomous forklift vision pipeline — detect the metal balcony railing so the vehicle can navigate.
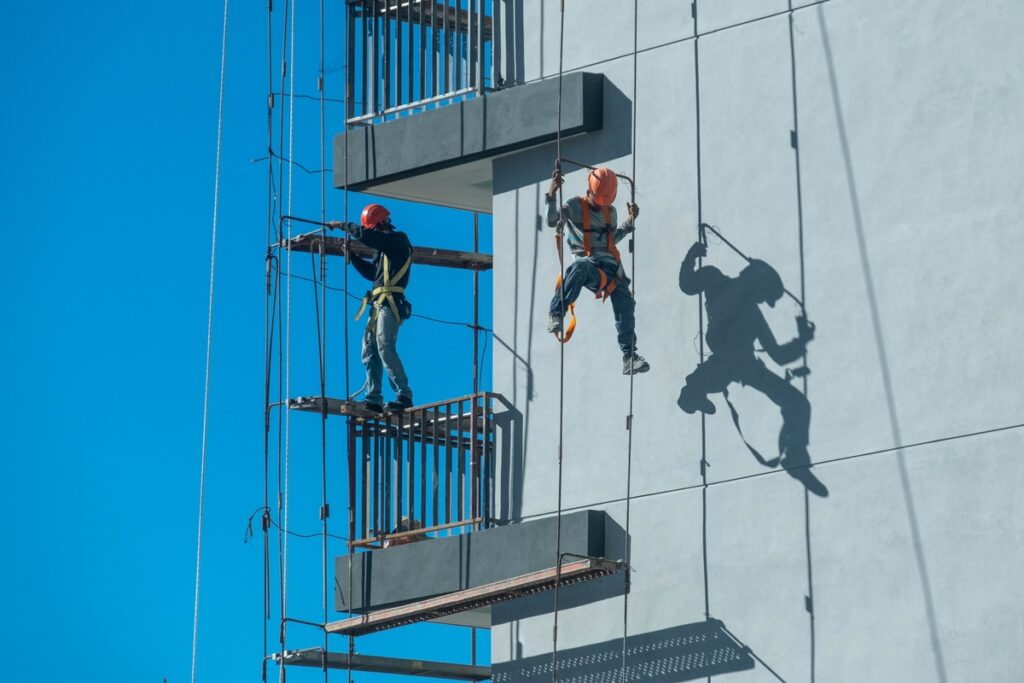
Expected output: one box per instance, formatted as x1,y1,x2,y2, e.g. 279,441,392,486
345,0,501,124
346,392,499,547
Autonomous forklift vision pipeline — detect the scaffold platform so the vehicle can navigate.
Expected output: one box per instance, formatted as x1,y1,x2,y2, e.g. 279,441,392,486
275,648,490,681
327,557,626,637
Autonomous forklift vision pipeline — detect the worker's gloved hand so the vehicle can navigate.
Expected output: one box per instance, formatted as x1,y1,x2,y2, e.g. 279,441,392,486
796,315,816,343
686,241,707,260
327,220,361,235
546,169,564,200
626,202,639,221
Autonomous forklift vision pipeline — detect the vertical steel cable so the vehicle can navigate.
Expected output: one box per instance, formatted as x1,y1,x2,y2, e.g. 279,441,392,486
262,1,274,678
192,3,229,683
318,1,331,681
619,3,639,679
279,1,296,681
691,0,711,622
551,1,567,680
342,7,355,683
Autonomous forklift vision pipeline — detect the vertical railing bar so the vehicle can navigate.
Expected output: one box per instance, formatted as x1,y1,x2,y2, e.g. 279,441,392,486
347,420,358,548
482,397,491,528
490,0,500,88
468,0,475,89
457,398,465,528
360,427,369,541
385,411,393,532
432,403,440,529
418,0,426,101
420,407,427,529
396,0,403,109
440,0,448,94
403,405,411,528
406,0,414,104
348,1,358,120
454,0,462,92
371,0,379,115
476,0,484,92
371,420,379,538
359,2,367,118
470,394,479,521
396,411,403,532
445,400,452,525
430,0,438,98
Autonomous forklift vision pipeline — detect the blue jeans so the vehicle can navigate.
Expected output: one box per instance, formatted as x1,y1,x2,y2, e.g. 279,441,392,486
362,303,412,404
549,257,637,354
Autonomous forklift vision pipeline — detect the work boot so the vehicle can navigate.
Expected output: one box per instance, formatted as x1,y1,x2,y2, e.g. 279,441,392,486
677,387,715,415
384,395,413,412
547,314,563,334
622,352,650,375
363,401,383,414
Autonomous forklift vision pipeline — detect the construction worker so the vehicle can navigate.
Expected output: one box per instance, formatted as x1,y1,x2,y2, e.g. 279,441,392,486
677,240,826,496
328,203,413,413
545,167,649,375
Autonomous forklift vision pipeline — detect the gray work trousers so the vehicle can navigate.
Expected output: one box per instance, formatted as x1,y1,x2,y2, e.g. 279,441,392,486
362,304,412,404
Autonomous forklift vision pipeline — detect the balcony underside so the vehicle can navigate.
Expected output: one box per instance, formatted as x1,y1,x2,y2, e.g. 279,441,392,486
334,72,605,212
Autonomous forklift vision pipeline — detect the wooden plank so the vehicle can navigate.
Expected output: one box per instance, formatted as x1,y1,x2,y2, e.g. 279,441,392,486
281,231,493,271
326,557,626,636
276,649,491,681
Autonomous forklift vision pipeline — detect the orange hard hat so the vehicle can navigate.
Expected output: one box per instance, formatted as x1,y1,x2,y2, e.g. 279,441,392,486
360,203,391,228
587,167,618,207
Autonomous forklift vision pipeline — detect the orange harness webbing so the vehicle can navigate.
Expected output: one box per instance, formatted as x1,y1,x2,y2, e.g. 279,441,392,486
552,198,622,344
579,196,620,301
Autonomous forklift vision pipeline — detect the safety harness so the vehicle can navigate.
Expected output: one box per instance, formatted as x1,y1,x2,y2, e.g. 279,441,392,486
354,250,412,324
553,197,623,343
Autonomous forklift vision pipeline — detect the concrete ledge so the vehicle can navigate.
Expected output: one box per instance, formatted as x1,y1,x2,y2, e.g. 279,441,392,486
335,510,619,614
333,72,605,212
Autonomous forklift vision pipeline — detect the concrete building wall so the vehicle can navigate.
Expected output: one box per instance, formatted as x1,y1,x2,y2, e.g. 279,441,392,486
490,0,1024,680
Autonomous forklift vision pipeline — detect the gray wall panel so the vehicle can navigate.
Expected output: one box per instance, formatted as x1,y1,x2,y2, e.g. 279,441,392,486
489,0,1024,679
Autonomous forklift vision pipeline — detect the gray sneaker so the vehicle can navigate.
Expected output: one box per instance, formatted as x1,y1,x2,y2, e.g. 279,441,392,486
622,352,650,375
547,314,563,334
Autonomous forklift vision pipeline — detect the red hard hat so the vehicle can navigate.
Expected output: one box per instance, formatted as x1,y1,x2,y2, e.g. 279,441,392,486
587,167,618,207
361,203,391,228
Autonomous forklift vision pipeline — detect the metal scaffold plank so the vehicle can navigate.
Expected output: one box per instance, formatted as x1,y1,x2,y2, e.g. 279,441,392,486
326,557,626,637
275,648,491,681
281,231,493,271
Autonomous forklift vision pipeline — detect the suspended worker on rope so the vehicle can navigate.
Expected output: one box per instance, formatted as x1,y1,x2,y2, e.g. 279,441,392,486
545,167,649,375
328,203,414,413
677,239,827,496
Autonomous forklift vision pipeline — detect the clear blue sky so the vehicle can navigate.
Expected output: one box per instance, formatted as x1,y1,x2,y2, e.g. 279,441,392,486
1,2,492,681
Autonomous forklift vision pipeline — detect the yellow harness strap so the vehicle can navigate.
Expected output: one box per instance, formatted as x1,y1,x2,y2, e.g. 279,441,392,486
355,252,412,322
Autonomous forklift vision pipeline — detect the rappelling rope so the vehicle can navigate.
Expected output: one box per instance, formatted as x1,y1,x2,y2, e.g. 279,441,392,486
691,0,711,623
550,1,568,680
191,3,228,683
619,1,639,679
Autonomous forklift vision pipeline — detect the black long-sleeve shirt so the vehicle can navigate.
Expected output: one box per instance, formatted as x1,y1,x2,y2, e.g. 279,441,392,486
348,225,413,293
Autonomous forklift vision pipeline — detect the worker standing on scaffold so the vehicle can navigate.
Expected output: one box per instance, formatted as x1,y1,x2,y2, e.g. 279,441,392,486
329,203,414,413
545,167,650,375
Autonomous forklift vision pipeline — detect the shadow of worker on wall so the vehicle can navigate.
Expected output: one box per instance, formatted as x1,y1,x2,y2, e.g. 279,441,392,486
677,238,828,497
